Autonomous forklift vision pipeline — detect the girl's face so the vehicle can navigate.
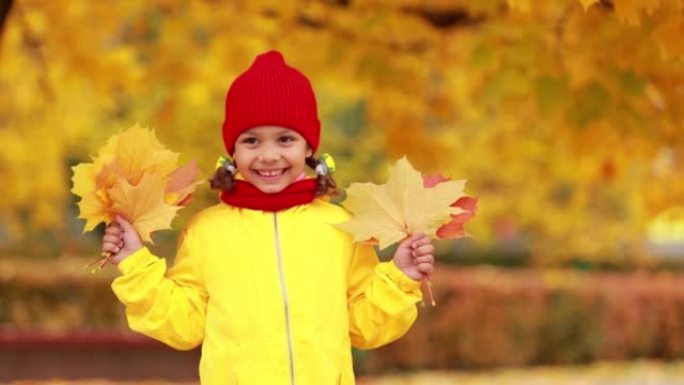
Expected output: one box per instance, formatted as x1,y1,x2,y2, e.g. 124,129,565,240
233,125,312,194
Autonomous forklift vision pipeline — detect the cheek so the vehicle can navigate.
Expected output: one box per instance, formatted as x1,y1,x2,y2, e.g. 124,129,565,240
292,162,306,172
232,152,252,172
291,154,309,170
292,161,306,174
236,163,251,176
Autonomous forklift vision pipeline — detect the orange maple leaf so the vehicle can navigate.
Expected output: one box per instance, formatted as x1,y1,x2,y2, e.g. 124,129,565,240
423,174,478,239
165,160,204,205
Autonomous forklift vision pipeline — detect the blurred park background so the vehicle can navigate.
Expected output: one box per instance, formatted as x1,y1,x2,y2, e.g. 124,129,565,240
2,0,684,383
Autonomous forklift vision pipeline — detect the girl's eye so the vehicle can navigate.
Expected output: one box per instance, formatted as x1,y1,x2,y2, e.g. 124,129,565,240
279,135,296,143
240,137,258,145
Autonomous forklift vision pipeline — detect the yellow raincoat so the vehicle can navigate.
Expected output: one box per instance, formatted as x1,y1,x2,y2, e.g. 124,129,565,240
111,199,422,384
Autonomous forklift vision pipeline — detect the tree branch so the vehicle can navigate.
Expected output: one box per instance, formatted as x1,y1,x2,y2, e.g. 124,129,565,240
402,5,485,29
0,0,12,37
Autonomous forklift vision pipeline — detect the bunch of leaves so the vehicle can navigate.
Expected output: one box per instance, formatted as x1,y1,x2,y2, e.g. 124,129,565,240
338,157,476,305
71,124,203,244
338,157,477,249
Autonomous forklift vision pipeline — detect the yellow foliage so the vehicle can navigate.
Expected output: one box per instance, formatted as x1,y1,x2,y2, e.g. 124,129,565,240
2,0,684,263
653,15,684,60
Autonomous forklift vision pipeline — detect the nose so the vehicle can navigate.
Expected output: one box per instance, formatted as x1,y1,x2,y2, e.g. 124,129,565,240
257,146,282,163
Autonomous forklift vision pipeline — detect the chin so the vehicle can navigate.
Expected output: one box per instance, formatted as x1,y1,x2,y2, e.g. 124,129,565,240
256,184,287,194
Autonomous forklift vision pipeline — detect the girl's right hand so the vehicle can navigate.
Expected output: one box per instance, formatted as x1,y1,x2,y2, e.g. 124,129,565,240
102,215,143,265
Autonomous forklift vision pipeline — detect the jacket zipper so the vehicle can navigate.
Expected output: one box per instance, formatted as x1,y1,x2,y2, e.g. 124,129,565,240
273,213,296,385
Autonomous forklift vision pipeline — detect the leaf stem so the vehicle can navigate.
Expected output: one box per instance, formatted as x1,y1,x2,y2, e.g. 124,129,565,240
422,276,436,307
85,251,113,274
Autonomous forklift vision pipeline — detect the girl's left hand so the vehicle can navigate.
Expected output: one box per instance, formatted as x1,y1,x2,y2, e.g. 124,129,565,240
392,233,435,281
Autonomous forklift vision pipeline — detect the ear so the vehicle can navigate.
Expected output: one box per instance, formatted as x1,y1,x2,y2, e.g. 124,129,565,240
306,146,313,158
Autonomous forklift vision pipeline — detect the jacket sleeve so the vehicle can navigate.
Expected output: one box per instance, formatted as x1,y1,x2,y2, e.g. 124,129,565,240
110,227,208,350
347,242,423,350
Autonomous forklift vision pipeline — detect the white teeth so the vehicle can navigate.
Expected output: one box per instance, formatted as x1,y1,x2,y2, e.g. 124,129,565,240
257,169,285,177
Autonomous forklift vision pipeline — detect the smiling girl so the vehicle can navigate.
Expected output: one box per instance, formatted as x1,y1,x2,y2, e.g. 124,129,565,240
101,50,434,385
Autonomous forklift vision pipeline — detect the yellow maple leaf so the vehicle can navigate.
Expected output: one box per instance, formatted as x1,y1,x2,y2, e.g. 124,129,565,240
109,173,181,243
71,163,96,198
77,191,110,232
95,123,179,186
71,123,203,244
338,157,466,249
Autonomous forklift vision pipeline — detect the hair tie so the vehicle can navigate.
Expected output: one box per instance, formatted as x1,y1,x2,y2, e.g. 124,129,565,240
315,153,336,176
216,155,236,174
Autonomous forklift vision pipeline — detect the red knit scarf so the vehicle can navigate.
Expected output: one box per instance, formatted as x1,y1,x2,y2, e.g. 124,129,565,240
220,179,318,212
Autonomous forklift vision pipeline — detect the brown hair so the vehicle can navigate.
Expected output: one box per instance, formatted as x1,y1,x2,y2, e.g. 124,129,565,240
208,164,237,192
209,155,338,197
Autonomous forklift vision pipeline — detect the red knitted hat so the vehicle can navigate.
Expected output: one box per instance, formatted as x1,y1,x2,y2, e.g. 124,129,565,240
222,50,321,154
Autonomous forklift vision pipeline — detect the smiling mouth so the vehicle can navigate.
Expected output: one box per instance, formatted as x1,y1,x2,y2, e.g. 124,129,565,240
254,168,288,177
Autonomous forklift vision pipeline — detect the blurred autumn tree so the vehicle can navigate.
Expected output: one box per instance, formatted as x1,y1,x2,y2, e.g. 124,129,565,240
1,0,683,263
